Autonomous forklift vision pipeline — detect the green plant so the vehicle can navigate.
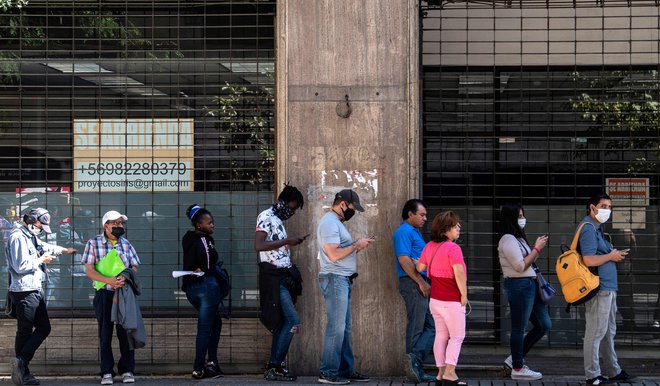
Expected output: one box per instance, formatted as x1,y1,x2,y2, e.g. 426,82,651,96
76,10,183,59
205,75,275,185
0,0,28,12
568,71,660,173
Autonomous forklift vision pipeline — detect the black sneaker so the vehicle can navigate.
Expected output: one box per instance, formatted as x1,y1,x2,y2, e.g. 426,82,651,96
609,370,637,383
318,373,349,385
205,361,224,377
264,366,297,382
11,357,25,386
348,372,370,382
586,376,614,385
23,373,40,386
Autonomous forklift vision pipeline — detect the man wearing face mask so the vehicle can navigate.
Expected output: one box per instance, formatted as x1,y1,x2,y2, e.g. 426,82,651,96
316,189,375,385
578,193,636,386
6,207,77,386
82,210,140,385
255,184,306,381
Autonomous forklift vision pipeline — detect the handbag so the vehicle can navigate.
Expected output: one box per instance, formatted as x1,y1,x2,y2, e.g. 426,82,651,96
532,263,557,304
515,238,557,304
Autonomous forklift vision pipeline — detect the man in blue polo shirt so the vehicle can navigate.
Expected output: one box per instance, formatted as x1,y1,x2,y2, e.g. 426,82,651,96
392,199,435,383
578,192,636,386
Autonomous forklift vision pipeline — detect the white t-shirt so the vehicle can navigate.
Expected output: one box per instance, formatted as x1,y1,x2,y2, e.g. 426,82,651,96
256,208,292,268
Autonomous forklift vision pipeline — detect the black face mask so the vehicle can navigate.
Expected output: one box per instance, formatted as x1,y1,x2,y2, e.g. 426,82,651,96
341,204,356,222
272,199,295,221
111,227,125,238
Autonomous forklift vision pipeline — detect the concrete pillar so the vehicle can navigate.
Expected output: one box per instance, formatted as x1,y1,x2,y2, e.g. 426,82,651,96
276,0,420,376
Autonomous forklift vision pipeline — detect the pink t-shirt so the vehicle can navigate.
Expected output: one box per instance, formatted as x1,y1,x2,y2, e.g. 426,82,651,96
419,241,466,302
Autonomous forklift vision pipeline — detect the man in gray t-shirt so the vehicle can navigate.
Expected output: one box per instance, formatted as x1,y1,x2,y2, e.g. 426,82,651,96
316,189,374,384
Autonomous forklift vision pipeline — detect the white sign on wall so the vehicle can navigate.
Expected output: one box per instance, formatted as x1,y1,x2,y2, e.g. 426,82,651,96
73,119,194,192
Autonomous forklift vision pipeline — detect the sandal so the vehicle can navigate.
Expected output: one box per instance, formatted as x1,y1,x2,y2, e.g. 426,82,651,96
442,378,468,386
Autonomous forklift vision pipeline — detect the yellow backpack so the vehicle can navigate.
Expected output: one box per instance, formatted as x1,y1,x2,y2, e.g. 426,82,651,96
555,222,600,312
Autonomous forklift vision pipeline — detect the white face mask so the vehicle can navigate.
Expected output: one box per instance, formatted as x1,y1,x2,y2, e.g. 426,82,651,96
594,208,611,224
517,218,527,229
27,224,42,236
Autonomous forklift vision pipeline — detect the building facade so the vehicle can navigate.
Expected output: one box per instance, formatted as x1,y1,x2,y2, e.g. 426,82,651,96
0,0,658,375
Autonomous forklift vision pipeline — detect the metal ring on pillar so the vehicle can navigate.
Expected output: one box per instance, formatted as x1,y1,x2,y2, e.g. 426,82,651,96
336,94,352,118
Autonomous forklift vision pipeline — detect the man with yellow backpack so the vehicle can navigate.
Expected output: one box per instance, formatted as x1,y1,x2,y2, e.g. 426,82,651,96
577,193,636,386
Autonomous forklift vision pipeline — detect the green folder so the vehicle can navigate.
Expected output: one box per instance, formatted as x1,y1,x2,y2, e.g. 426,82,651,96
93,249,126,291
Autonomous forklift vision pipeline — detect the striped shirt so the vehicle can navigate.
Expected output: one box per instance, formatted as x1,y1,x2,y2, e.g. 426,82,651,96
81,233,140,290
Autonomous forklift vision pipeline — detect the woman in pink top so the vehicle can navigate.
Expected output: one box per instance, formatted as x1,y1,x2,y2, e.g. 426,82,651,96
416,211,467,386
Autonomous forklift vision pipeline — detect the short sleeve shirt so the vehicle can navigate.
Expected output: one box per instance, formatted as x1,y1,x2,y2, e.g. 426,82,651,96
256,208,291,268
393,222,427,278
419,241,466,302
317,211,355,276
577,216,617,291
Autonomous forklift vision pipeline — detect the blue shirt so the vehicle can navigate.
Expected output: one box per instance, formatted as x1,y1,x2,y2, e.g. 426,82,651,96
577,216,617,291
317,211,355,276
393,221,427,278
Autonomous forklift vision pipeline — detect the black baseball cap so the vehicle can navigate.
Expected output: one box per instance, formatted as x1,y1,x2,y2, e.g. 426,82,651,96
335,189,364,212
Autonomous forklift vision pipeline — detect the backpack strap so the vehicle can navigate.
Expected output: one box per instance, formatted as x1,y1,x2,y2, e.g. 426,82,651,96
569,221,596,251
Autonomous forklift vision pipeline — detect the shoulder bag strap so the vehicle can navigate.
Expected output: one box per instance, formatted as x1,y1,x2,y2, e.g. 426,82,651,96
426,241,445,278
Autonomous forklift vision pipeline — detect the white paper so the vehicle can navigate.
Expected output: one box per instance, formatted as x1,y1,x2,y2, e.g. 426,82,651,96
171,271,205,278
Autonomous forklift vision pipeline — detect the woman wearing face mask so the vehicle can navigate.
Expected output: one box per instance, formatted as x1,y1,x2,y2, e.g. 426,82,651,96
181,204,224,380
416,211,468,386
497,203,550,381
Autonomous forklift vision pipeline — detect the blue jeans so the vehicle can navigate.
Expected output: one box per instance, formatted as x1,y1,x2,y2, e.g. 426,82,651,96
94,289,134,376
398,276,435,363
269,283,301,365
185,277,223,372
318,273,354,378
504,278,552,369
10,290,51,370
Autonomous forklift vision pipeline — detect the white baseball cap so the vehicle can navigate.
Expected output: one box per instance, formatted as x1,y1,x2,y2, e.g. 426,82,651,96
102,210,128,225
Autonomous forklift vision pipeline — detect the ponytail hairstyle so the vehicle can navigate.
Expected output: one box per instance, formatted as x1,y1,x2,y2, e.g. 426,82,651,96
186,204,211,226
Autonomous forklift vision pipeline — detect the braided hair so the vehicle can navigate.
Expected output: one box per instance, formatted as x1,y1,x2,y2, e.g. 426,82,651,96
277,183,304,209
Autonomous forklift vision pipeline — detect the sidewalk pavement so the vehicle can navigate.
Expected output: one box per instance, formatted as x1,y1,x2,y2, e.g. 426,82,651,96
1,375,660,386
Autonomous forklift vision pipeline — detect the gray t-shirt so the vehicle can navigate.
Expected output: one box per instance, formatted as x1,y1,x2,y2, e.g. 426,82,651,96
317,211,355,276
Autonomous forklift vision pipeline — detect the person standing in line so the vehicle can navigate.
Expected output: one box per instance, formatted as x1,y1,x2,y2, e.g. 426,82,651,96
416,211,467,386
255,184,307,382
82,210,140,385
392,199,436,383
6,208,76,386
578,193,636,386
497,203,550,380
181,204,226,380
316,189,375,385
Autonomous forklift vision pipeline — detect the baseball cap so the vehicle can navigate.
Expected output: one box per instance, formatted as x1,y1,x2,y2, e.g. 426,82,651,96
102,210,128,225
335,189,364,212
29,208,52,234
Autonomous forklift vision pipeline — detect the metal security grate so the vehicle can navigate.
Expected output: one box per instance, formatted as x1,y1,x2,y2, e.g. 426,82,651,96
0,0,276,316
421,0,660,349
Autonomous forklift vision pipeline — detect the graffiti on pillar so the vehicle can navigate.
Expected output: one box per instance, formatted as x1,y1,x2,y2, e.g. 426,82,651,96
312,169,378,209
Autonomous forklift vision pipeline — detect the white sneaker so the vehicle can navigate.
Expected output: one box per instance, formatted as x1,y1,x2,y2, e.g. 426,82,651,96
101,374,114,385
504,355,512,369
122,372,135,383
511,365,542,380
